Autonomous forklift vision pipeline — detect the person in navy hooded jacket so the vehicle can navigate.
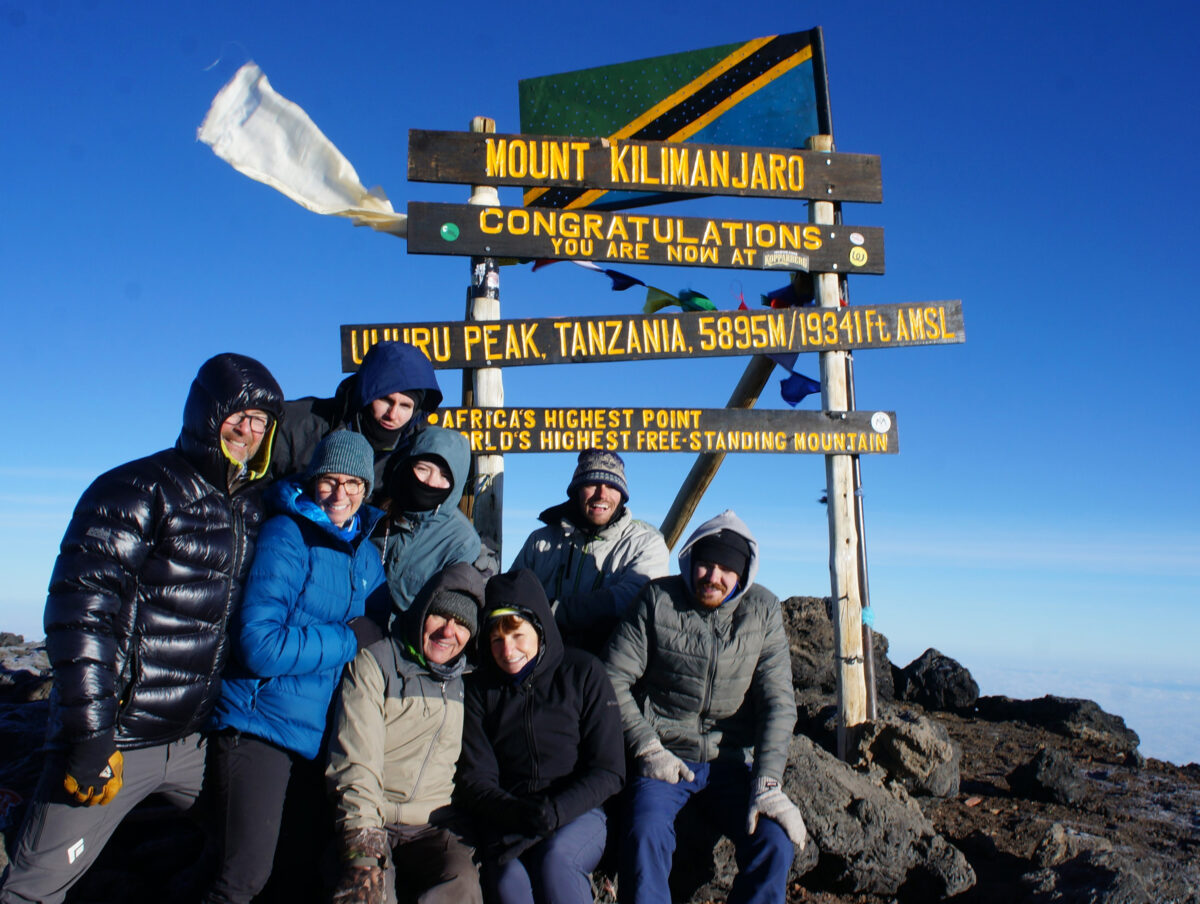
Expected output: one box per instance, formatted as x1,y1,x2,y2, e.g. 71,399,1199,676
270,340,443,504
455,569,625,904
204,430,390,904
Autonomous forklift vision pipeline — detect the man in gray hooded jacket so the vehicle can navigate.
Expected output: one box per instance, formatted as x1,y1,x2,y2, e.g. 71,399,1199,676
512,449,668,655
605,510,806,904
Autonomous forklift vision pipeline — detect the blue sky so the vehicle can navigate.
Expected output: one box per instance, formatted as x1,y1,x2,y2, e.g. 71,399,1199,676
2,1,1197,762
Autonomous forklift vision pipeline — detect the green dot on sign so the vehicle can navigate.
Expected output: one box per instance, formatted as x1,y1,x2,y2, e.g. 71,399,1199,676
440,223,460,241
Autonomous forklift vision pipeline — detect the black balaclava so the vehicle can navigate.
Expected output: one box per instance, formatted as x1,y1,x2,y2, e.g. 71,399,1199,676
389,454,452,513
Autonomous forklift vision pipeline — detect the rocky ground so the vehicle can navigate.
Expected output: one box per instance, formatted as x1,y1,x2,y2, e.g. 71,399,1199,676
2,602,1198,903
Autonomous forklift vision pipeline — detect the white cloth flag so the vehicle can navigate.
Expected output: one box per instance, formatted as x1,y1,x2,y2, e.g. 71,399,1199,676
198,62,406,236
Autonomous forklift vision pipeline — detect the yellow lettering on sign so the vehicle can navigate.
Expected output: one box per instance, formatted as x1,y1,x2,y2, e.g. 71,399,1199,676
508,141,527,178
669,319,687,352
769,154,786,191
520,323,540,359
732,153,749,189
669,147,688,186
480,208,503,234
788,155,804,190
485,139,505,177
938,306,956,339
749,154,768,190
709,151,729,187
906,309,926,340
779,224,804,250
610,144,631,182
570,325,588,356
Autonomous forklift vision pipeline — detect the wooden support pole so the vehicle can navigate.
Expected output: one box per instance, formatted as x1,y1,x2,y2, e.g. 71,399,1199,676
461,115,503,558
659,354,775,550
808,134,867,758
845,360,879,722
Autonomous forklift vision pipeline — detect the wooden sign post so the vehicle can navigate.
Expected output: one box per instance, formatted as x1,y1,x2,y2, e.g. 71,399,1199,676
374,36,964,764
808,135,868,757
462,116,504,557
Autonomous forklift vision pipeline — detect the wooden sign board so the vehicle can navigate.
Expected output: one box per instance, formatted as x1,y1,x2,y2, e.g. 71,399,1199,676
340,301,963,371
406,201,884,273
408,130,882,204
426,407,898,455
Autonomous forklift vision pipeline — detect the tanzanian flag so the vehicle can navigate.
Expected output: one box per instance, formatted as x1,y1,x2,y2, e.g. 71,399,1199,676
518,29,830,211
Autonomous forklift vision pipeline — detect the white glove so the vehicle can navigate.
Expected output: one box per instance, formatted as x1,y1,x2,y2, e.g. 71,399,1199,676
747,777,807,848
635,739,695,784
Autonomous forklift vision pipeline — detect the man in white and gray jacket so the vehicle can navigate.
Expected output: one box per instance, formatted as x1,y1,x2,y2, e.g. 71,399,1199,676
605,510,806,904
511,449,668,655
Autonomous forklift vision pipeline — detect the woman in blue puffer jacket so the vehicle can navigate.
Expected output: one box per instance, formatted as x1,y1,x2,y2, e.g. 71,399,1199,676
205,430,390,904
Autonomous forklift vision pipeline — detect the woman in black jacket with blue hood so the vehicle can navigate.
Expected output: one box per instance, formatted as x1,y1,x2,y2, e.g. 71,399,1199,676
456,569,625,904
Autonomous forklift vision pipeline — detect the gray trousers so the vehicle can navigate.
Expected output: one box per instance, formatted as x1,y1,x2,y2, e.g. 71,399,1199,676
0,735,206,904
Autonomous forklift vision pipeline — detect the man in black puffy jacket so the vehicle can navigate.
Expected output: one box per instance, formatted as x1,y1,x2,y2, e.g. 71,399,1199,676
0,353,284,904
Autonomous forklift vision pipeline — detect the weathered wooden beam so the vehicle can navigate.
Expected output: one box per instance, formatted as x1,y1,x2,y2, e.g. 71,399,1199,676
659,356,775,551
807,133,868,760
408,129,883,203
406,201,885,274
460,115,503,557
339,300,964,371
427,406,897,456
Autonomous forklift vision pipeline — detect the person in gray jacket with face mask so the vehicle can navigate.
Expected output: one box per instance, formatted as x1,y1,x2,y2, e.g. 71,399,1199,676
605,510,807,904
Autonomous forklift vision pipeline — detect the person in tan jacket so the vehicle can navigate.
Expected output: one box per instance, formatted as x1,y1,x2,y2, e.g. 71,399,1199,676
326,562,485,904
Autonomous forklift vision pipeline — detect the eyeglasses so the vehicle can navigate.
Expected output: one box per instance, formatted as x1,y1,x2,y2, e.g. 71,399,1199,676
315,476,367,497
224,412,271,433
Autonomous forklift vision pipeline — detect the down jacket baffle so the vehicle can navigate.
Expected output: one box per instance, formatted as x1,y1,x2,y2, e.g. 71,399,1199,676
43,353,284,751
604,510,796,783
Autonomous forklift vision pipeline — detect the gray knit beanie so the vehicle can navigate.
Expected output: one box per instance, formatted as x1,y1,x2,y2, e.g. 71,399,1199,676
566,449,629,502
306,430,376,497
427,589,480,639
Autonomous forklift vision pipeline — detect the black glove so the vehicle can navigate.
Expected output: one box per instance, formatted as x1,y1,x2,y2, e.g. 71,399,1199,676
349,616,384,651
64,735,124,806
515,796,558,837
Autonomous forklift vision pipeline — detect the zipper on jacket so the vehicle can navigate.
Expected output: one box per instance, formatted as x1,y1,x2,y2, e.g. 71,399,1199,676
699,616,719,763
410,679,452,799
115,630,142,730
199,501,247,729
523,682,541,787
568,535,593,598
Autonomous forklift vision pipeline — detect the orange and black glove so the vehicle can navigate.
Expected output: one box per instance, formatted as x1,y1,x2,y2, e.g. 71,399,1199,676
63,736,124,806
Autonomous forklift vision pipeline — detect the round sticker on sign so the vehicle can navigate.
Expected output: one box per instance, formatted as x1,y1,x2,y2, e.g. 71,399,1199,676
849,232,865,245
849,247,869,267
870,412,891,433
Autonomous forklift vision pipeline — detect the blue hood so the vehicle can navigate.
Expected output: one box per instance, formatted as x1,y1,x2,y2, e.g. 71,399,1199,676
352,341,442,413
